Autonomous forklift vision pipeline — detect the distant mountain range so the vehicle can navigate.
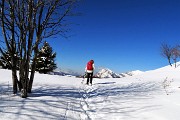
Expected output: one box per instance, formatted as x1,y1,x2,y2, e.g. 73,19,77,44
51,68,144,78
50,69,80,77
95,68,144,78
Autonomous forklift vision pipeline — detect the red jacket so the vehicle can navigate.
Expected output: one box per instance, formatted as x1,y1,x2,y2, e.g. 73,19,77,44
85,60,95,73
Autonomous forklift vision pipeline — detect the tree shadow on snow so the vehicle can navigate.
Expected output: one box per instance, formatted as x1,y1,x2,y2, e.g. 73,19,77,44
0,85,83,120
95,82,116,85
0,81,162,120
88,81,161,99
30,86,83,98
84,81,162,119
29,81,162,119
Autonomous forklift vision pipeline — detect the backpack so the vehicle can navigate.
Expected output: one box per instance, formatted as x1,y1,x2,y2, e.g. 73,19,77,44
87,61,93,70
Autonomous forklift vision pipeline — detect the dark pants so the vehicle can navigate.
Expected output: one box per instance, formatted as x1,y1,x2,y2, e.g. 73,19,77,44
87,72,93,84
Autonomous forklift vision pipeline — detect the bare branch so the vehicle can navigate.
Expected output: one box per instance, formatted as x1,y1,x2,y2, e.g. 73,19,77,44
161,43,173,66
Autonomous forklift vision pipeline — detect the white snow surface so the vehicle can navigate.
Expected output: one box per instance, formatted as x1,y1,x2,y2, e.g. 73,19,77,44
125,70,144,76
0,64,180,120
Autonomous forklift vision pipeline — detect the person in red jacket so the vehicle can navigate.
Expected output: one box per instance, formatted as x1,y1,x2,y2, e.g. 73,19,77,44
85,60,95,85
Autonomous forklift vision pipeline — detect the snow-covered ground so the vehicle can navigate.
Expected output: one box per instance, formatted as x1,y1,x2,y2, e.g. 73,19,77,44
0,64,180,120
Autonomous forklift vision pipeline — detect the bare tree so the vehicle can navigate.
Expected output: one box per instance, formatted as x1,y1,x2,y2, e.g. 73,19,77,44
0,0,78,98
161,43,173,66
171,46,180,68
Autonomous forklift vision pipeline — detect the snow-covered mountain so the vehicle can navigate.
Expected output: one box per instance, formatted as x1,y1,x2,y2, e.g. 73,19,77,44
52,68,80,76
96,68,121,78
49,71,73,76
96,68,144,78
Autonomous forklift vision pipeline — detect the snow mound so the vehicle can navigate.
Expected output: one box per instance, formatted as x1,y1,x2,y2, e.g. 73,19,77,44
121,70,144,76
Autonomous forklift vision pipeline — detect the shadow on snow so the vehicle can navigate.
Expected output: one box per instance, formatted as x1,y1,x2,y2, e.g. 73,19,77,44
0,81,162,120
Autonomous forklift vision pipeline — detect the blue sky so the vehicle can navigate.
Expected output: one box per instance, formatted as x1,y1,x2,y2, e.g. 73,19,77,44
48,0,180,74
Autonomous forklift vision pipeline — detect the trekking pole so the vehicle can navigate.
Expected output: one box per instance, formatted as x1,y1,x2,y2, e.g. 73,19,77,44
81,72,86,84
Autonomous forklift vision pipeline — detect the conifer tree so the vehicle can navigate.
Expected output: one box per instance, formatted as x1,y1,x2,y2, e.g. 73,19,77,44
0,0,77,96
0,50,19,69
0,50,11,69
36,41,57,74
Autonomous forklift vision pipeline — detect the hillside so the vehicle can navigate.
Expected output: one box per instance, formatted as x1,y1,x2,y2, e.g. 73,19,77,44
0,63,180,120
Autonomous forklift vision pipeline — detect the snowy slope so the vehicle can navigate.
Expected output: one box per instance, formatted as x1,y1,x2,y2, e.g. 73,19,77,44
125,70,144,76
0,63,180,120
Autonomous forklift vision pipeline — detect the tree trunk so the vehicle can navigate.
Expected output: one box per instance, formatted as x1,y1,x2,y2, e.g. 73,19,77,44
28,64,35,93
12,68,17,94
28,48,38,93
174,59,177,68
21,76,28,98
11,55,22,93
21,61,30,98
19,57,29,98
168,58,172,66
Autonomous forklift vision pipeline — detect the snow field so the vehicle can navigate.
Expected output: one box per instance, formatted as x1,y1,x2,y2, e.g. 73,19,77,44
0,64,180,120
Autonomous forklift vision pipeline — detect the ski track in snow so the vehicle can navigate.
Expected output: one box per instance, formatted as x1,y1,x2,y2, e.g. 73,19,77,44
75,80,162,120
1,64,180,120
77,83,110,120
0,77,171,120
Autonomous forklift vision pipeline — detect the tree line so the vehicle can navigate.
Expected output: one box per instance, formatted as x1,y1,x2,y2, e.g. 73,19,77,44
0,41,57,73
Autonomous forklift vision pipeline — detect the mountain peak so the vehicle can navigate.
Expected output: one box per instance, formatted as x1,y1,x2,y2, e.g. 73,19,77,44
96,68,121,78
96,68,144,78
